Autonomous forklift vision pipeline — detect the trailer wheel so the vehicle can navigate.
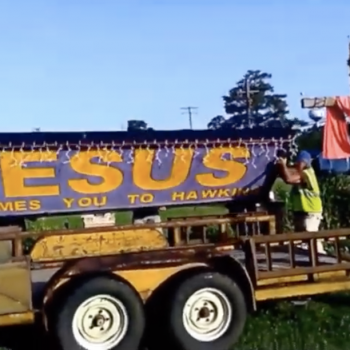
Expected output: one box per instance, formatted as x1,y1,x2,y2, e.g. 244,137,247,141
53,276,145,350
167,272,247,350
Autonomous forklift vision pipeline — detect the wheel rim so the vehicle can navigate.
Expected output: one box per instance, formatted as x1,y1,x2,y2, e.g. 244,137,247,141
72,294,129,350
182,287,232,342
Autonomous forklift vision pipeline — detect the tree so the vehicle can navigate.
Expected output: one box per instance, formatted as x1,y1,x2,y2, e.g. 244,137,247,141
127,120,153,131
207,115,225,130
297,127,323,151
208,70,307,130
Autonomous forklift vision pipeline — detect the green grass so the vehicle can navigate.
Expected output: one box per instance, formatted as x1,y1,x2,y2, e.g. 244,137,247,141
236,295,350,350
25,204,229,231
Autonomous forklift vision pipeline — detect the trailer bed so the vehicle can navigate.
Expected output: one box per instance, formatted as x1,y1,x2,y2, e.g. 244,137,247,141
237,245,337,269
30,244,339,307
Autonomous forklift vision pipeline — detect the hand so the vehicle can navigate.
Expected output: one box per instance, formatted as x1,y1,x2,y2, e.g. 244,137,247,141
276,157,287,165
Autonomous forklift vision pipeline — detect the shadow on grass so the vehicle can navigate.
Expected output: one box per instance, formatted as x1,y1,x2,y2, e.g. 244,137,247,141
312,292,350,307
0,325,55,350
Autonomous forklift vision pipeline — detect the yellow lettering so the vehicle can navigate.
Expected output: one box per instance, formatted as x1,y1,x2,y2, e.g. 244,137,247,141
64,196,107,208
201,187,250,199
218,189,230,197
128,194,138,204
202,189,218,199
0,202,13,211
133,149,193,190
172,191,185,201
140,193,153,203
196,147,250,187
14,200,26,211
0,200,41,211
29,200,41,211
186,191,198,200
231,188,250,197
0,151,59,197
127,193,154,204
93,196,107,207
63,198,75,208
69,151,123,194
78,197,92,207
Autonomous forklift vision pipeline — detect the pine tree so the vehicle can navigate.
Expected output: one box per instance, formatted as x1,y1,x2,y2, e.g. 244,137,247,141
208,70,307,130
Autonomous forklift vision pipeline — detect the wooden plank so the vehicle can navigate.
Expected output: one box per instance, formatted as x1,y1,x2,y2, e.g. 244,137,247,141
301,97,336,109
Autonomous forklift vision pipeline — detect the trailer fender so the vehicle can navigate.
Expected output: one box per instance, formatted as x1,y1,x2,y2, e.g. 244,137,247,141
209,255,256,311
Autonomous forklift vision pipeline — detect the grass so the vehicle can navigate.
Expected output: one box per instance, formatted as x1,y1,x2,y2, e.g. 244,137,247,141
25,204,230,231
236,295,350,350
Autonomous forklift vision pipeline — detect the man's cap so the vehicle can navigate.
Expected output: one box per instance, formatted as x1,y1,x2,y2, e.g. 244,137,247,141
296,150,312,166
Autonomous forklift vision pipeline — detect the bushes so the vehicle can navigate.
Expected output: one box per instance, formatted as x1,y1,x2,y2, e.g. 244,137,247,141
273,174,350,231
318,175,350,229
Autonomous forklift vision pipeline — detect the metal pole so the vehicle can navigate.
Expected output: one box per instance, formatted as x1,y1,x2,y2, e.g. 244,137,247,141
181,107,198,129
245,78,252,128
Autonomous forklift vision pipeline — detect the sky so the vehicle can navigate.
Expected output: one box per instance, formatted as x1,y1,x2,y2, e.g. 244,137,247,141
0,0,349,132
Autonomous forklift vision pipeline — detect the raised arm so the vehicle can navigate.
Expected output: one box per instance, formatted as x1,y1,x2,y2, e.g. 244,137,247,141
276,159,302,185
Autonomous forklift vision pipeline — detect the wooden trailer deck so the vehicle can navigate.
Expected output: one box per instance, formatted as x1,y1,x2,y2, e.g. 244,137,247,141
3,212,350,307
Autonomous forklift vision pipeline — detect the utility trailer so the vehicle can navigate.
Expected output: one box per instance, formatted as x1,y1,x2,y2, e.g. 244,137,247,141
0,125,346,350
0,213,350,350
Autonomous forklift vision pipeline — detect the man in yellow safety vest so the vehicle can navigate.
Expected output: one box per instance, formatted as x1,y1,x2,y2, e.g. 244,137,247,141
277,150,323,232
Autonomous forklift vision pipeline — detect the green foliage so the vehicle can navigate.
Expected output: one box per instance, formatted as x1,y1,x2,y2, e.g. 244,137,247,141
208,70,307,130
127,120,153,131
297,126,323,151
272,179,294,231
318,175,350,230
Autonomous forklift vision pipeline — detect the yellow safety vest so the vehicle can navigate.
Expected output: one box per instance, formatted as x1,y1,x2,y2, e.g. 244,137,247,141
290,167,322,213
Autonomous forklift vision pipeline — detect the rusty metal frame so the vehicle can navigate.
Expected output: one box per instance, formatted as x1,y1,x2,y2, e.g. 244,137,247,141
32,227,350,278
2,217,350,298
0,214,276,258
247,229,350,281
0,215,275,238
41,243,236,276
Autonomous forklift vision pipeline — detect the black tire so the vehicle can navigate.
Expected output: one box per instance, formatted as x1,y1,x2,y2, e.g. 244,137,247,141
166,272,247,350
53,276,145,350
